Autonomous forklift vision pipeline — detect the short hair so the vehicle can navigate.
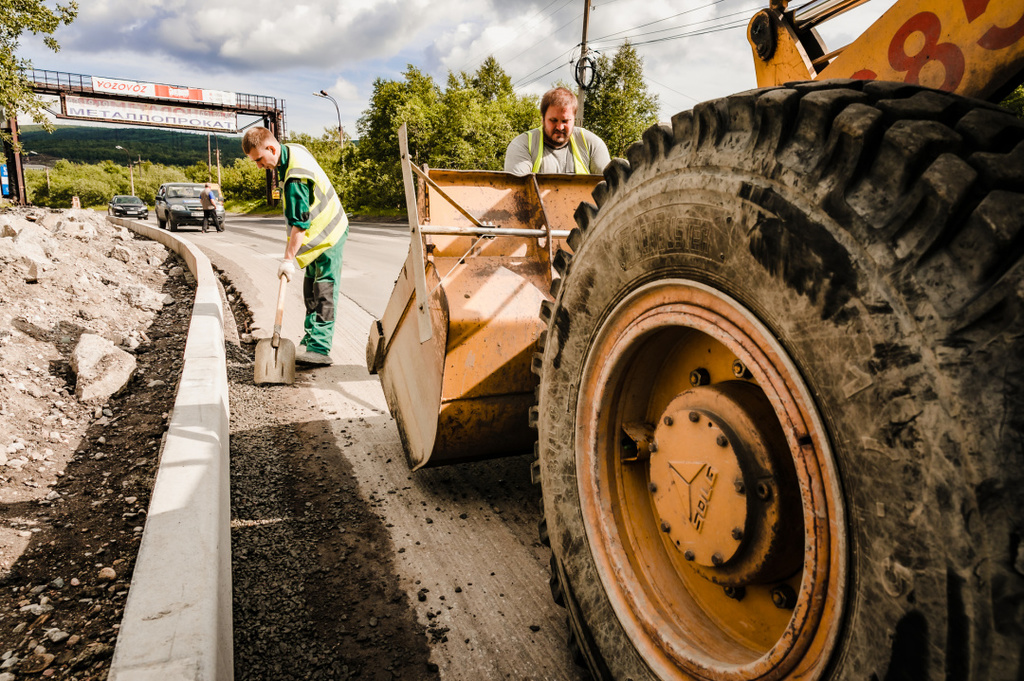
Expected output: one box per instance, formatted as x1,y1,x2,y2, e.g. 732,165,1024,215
242,126,277,154
540,88,577,117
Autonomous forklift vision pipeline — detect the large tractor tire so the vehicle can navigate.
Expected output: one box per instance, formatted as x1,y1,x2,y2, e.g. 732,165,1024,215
533,80,1024,680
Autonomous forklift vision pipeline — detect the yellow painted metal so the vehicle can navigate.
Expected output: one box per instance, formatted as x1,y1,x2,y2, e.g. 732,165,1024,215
750,0,1024,101
575,280,844,678
370,170,601,468
749,9,819,87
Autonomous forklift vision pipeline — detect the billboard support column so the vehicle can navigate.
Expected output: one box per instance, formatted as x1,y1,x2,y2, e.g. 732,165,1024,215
1,116,27,205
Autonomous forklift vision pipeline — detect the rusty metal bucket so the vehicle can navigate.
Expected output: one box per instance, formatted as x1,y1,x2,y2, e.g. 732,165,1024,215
367,124,601,469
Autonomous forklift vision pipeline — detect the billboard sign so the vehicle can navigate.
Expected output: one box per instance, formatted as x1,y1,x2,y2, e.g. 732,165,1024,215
91,77,237,107
63,95,237,132
1,164,8,198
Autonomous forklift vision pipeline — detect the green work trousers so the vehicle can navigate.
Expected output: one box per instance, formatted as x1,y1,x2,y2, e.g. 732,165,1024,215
301,231,347,355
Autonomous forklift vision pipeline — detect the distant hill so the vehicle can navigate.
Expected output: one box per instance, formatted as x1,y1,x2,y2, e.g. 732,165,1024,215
18,126,245,168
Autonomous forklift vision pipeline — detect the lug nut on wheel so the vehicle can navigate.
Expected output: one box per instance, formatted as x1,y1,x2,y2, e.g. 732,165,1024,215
724,586,746,601
771,584,797,609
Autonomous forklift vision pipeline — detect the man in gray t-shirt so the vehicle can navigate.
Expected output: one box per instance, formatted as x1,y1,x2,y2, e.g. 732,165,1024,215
504,87,610,175
199,182,222,233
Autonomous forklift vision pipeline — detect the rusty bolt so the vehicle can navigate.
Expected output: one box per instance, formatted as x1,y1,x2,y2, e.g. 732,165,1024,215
724,586,746,601
771,584,797,609
660,521,671,533
688,411,700,423
684,550,695,561
735,479,746,495
711,552,724,566
731,527,744,541
732,359,746,377
716,434,728,448
648,482,658,494
689,368,710,387
757,482,772,500
663,415,674,426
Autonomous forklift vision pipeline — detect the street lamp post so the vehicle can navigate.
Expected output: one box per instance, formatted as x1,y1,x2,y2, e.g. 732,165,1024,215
115,145,135,196
313,90,345,171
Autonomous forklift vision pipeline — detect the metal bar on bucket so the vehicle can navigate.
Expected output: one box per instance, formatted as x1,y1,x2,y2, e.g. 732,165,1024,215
420,225,571,238
398,123,433,344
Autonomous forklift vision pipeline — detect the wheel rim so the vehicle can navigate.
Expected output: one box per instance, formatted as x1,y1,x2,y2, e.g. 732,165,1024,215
575,279,846,680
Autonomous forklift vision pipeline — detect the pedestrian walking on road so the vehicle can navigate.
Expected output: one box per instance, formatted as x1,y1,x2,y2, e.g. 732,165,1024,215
200,182,221,233
242,126,349,366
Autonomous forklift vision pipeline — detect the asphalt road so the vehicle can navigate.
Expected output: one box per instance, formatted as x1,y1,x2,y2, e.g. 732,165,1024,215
187,214,587,681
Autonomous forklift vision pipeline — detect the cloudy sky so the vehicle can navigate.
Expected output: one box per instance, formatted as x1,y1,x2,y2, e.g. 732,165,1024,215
18,0,897,141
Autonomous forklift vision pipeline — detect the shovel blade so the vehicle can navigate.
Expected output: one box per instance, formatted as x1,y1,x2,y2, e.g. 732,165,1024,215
254,337,296,385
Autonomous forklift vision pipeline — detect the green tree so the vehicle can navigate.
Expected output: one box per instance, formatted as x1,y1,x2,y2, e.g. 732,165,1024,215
472,56,514,101
352,66,442,210
583,41,660,158
219,157,265,202
1001,84,1024,119
350,60,539,210
1,0,78,147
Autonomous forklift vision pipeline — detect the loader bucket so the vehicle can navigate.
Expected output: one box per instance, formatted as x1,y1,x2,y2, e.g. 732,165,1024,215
368,151,601,469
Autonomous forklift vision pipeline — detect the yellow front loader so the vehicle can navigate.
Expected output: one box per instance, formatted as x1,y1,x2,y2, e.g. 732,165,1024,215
368,0,1024,677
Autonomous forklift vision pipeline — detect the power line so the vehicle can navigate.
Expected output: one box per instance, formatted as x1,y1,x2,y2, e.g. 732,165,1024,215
512,46,577,89
506,10,584,69
624,17,750,47
590,0,729,43
589,4,761,49
514,60,575,90
506,9,585,83
645,75,703,105
454,0,577,74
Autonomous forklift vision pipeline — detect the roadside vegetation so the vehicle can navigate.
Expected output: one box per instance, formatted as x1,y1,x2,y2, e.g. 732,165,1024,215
20,45,659,215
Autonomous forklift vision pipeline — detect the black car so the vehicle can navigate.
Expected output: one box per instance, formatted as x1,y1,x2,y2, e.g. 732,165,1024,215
108,195,148,220
155,183,225,231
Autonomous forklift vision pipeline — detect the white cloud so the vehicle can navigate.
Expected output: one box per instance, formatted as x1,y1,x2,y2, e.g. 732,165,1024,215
18,0,900,137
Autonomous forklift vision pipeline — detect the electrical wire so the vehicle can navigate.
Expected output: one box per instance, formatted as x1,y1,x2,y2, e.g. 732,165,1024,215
454,0,577,74
589,4,762,49
512,45,578,88
590,0,729,43
504,8,585,75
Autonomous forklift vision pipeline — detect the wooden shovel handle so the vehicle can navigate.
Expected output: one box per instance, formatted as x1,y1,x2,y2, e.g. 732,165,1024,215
272,273,288,343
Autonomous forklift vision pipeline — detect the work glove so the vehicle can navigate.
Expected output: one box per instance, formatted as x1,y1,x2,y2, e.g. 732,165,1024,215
278,258,296,282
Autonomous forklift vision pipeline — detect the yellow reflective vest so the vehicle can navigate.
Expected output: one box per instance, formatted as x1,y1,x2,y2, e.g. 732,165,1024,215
283,143,348,268
527,128,591,174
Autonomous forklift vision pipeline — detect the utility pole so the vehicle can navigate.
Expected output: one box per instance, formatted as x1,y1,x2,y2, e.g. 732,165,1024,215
116,145,134,196
576,0,592,125
207,133,212,181
216,148,222,187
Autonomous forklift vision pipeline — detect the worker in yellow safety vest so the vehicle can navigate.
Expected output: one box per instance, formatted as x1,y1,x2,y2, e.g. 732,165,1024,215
242,126,349,366
504,87,610,175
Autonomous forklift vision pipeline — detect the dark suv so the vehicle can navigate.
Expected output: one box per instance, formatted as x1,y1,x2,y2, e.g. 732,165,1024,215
155,183,225,231
108,195,148,220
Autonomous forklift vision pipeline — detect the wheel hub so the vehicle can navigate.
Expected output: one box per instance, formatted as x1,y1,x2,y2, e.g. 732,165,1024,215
649,382,802,587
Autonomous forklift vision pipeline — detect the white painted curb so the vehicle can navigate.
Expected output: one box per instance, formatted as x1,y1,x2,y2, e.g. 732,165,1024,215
105,217,233,681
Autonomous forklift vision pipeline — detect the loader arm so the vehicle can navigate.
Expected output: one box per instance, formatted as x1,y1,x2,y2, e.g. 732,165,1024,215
749,0,1024,101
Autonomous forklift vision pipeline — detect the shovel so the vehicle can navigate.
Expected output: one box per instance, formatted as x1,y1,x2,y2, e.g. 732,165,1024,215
254,273,296,385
